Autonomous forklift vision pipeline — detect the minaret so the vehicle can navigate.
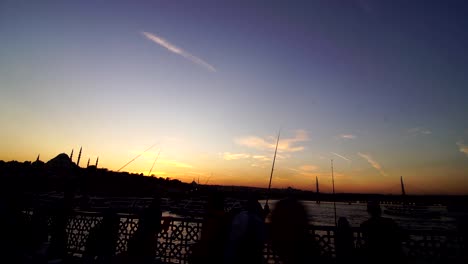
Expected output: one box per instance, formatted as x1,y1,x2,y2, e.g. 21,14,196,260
70,149,74,162
331,159,337,227
87,158,90,168
77,147,82,167
95,157,99,168
36,154,40,162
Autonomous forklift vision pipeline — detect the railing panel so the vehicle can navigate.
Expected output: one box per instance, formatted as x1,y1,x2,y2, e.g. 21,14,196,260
157,218,202,264
22,210,465,263
116,215,139,254
66,213,102,256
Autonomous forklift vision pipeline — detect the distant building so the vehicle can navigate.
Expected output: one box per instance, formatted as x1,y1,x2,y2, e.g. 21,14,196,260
45,153,77,170
191,180,198,191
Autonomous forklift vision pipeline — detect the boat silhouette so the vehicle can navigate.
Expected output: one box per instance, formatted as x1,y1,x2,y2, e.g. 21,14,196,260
384,176,440,218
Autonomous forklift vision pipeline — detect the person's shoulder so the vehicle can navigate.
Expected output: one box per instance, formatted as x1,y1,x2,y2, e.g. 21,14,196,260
381,217,397,225
232,211,248,223
361,219,371,228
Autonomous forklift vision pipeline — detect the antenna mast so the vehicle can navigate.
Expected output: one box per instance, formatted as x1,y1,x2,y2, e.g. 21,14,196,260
331,159,337,226
316,176,320,204
265,129,281,207
316,176,320,193
400,176,406,196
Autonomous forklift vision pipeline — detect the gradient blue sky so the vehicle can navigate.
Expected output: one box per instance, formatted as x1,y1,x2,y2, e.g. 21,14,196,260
1,1,467,194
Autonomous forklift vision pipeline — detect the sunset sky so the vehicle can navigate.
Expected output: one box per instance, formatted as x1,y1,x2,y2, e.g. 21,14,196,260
1,1,467,194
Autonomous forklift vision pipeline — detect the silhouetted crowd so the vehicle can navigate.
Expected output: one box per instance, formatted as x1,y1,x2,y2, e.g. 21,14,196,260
192,195,412,264
0,188,466,264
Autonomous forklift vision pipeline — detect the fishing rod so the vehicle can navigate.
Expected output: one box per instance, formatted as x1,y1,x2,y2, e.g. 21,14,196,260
204,173,212,185
331,159,337,226
117,143,157,172
147,149,161,176
265,129,281,207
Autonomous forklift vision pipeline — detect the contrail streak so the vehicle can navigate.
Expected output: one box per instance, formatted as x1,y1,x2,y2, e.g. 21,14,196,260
142,31,216,72
358,152,387,176
331,152,351,162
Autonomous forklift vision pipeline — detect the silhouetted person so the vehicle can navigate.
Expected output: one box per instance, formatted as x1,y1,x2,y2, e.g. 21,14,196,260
47,188,75,262
0,189,29,263
335,217,354,263
360,201,403,264
270,197,320,264
79,194,91,211
126,196,162,263
456,214,468,263
191,192,229,264
27,201,51,262
84,209,120,263
225,195,266,264
263,203,270,218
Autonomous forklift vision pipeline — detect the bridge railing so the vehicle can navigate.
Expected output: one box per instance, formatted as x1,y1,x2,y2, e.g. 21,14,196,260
29,210,466,263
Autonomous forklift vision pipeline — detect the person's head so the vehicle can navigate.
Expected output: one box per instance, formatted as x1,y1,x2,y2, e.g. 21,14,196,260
367,201,382,217
141,197,161,221
338,217,350,228
207,191,224,211
149,195,161,210
243,193,263,217
102,209,120,229
63,184,76,206
271,197,308,234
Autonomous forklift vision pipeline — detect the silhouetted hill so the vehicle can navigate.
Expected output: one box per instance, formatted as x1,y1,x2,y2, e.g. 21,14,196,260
0,155,466,206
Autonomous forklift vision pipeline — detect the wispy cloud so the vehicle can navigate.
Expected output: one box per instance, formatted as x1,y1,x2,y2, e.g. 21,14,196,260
289,165,318,177
142,31,216,72
222,153,272,169
457,142,468,157
408,127,432,135
358,152,386,176
289,165,349,181
331,152,351,162
235,130,309,153
222,152,251,161
339,134,356,139
299,165,319,171
158,159,193,168
251,163,267,168
252,155,270,161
